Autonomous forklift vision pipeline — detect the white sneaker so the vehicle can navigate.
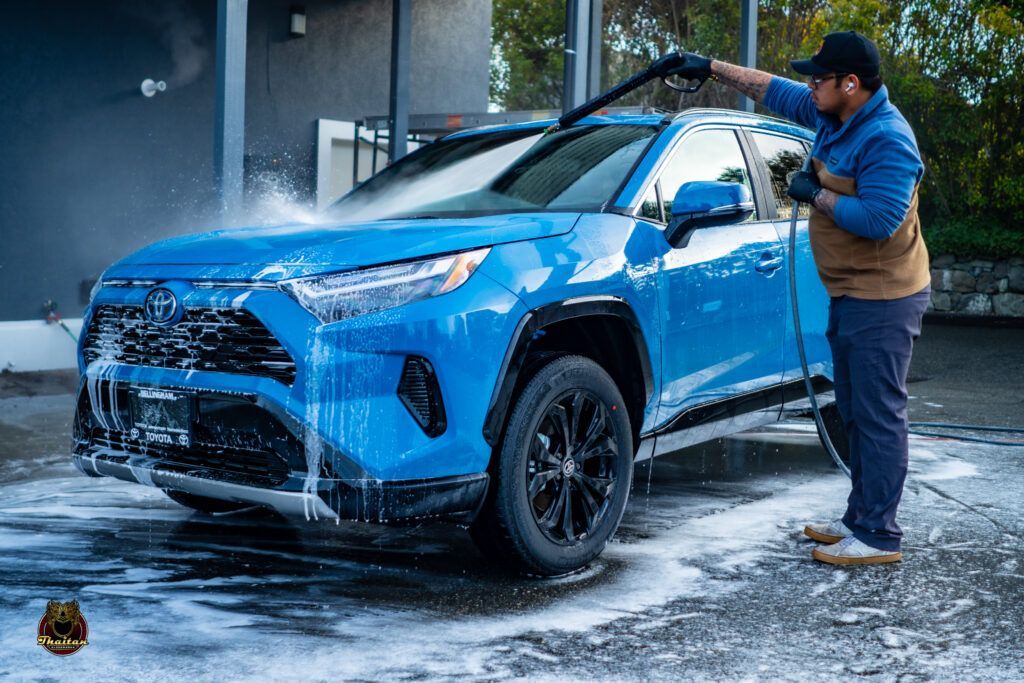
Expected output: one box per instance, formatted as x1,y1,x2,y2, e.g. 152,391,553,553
803,518,853,544
812,536,902,565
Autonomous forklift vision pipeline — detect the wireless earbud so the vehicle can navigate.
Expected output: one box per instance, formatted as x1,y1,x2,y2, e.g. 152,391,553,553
846,83,854,93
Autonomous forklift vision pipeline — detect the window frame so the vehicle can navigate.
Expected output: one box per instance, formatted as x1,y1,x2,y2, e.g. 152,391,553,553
630,124,772,226
739,128,814,221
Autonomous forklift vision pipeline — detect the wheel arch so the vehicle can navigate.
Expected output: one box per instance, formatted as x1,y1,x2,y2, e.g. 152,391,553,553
481,295,655,452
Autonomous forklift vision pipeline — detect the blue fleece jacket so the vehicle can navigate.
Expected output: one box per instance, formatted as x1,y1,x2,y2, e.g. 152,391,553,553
763,77,924,241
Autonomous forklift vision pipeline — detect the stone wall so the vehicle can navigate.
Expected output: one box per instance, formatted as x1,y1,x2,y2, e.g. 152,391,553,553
929,255,1024,316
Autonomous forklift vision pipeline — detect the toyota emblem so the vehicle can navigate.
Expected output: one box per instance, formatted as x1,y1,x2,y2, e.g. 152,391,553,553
144,288,178,324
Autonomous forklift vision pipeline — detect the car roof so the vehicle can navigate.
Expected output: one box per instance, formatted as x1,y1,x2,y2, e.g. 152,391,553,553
445,108,813,141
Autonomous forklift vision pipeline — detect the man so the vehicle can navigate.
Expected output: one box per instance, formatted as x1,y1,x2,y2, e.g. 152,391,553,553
671,32,931,565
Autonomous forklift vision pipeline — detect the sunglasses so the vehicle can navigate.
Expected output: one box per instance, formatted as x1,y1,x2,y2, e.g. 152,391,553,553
807,73,849,89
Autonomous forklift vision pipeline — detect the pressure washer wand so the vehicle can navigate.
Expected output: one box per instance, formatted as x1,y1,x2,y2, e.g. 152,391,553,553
549,51,709,133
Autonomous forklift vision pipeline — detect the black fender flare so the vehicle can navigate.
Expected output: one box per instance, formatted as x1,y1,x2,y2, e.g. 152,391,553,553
481,295,655,446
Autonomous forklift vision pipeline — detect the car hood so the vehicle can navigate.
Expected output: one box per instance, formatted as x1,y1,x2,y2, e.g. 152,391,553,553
107,213,581,281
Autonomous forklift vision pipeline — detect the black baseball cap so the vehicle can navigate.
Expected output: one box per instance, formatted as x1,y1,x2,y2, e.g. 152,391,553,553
791,31,881,78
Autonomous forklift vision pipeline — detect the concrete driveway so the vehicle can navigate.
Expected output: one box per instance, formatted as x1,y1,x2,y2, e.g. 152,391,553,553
0,322,1021,681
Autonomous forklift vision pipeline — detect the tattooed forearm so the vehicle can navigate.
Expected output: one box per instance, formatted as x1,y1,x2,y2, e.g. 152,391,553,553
709,60,773,103
813,188,839,218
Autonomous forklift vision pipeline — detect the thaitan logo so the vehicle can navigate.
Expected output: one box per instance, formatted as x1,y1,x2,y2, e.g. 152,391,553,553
144,288,177,324
37,599,89,656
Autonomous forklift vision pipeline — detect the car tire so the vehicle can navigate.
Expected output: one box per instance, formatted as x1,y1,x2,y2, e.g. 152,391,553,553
816,401,851,468
163,489,254,514
470,354,633,576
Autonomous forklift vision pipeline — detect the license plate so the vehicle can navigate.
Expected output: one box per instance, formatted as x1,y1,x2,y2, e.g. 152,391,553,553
128,387,194,448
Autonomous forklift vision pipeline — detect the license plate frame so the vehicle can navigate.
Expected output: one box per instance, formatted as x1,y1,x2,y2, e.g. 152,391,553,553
128,387,194,448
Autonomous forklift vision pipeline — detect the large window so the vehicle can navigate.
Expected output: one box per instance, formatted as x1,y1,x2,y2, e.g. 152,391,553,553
750,132,810,220
657,128,758,220
327,124,658,221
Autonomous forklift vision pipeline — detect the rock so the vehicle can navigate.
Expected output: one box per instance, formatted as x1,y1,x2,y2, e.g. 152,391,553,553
930,268,949,292
994,261,1009,278
950,269,976,292
951,262,972,271
999,278,1009,293
931,254,956,268
969,260,994,271
1010,257,1024,266
931,291,952,311
956,293,992,314
993,293,1024,317
1008,265,1024,293
975,272,998,294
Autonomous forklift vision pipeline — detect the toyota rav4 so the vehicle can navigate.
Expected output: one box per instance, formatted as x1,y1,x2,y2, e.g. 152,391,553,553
74,109,839,576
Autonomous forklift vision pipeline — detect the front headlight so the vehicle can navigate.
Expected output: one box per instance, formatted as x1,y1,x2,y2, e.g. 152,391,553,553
279,247,491,323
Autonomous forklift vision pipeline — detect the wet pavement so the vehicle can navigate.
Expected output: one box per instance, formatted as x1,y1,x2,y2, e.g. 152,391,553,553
0,323,1021,681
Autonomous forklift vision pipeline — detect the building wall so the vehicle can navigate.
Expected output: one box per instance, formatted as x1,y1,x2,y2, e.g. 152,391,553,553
0,0,491,328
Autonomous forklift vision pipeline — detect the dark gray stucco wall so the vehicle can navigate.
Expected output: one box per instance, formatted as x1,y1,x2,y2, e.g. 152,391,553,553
0,1,220,323
0,0,491,322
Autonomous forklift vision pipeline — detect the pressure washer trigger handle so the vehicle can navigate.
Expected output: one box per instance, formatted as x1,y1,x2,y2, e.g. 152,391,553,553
662,74,708,94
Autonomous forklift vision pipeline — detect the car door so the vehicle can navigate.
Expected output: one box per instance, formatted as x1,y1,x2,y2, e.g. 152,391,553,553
745,130,832,389
653,127,787,427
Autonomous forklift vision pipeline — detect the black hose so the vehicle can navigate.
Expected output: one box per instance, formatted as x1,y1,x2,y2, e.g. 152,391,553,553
787,168,1022,458
908,421,1024,447
787,158,851,477
909,421,1024,433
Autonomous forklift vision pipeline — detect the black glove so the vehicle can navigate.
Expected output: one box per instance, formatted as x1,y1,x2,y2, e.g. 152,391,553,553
651,51,713,81
786,170,823,204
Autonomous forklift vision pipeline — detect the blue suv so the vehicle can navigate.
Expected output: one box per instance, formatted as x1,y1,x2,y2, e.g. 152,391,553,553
74,109,837,576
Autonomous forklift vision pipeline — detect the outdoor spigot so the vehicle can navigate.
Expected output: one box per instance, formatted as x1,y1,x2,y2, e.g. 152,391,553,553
141,79,167,98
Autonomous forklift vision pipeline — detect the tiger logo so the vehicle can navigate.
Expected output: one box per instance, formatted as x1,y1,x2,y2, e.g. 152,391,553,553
38,599,89,656
45,600,82,637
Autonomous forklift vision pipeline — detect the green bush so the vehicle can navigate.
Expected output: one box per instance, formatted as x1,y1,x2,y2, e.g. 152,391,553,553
924,217,1024,259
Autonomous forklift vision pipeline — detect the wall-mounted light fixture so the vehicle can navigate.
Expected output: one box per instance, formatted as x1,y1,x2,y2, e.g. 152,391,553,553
289,5,306,37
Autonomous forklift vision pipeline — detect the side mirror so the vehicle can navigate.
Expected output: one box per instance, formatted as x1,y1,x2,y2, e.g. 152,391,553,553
664,181,755,248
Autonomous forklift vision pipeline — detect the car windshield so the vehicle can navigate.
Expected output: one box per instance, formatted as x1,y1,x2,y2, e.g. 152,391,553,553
327,124,659,221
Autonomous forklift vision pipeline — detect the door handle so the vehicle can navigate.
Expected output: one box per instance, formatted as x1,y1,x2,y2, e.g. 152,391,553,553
755,254,784,272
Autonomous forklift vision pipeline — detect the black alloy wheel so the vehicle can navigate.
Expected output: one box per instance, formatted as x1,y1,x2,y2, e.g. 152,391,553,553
470,354,633,576
527,389,618,545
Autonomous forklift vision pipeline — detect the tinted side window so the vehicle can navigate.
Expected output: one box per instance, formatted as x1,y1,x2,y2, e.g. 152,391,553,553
750,132,810,220
658,128,758,220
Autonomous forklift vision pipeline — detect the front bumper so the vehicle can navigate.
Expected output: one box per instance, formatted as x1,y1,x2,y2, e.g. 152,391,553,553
74,446,488,522
74,269,525,520
72,372,492,521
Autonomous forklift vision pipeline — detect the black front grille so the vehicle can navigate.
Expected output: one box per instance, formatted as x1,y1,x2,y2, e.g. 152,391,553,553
397,356,446,437
83,305,296,384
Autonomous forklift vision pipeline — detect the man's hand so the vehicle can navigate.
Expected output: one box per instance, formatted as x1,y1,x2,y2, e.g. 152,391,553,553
787,171,823,204
651,51,713,81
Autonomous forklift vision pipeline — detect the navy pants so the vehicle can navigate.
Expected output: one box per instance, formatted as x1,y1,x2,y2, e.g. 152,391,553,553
826,286,930,552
